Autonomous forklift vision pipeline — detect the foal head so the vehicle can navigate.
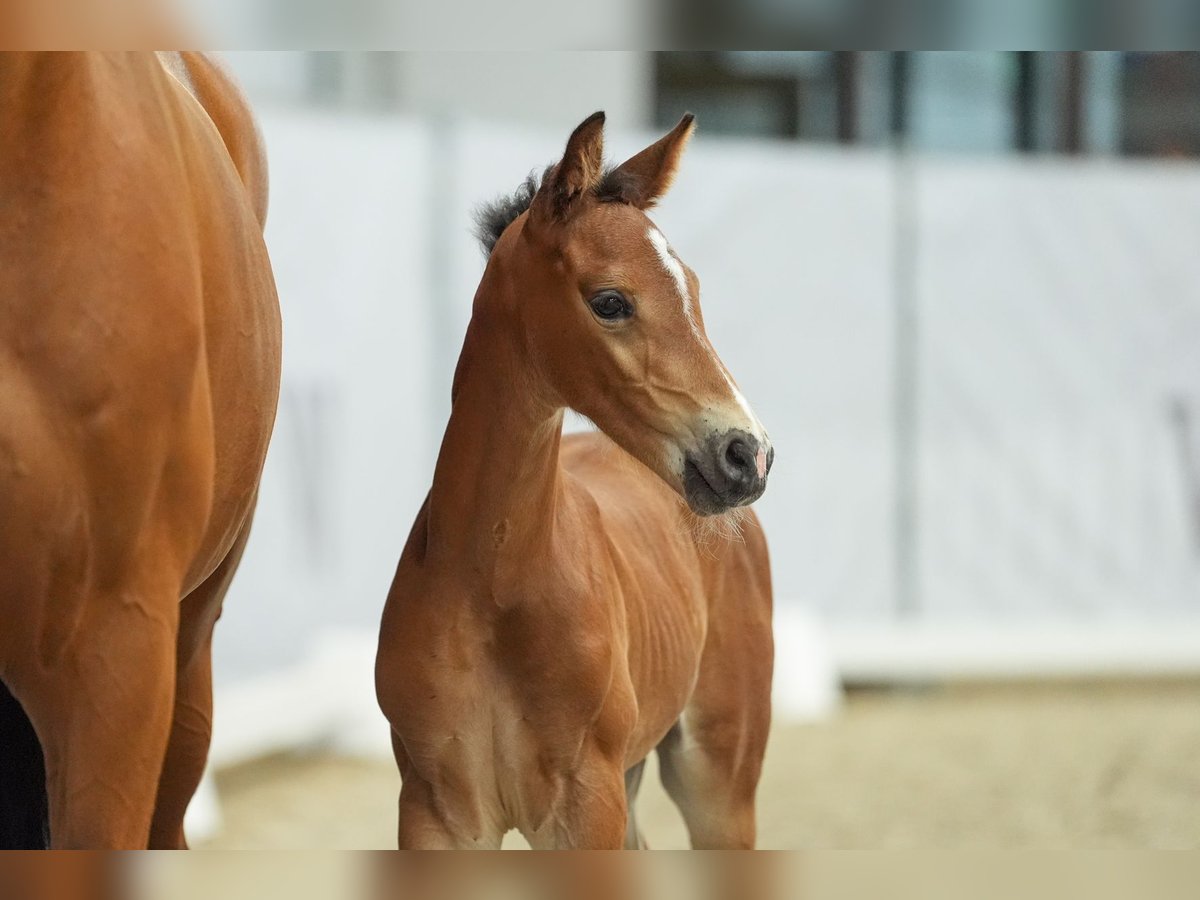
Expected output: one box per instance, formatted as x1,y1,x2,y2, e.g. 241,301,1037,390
475,112,773,516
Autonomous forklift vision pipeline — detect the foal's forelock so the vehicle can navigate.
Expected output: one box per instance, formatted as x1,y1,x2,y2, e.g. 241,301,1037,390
475,165,664,258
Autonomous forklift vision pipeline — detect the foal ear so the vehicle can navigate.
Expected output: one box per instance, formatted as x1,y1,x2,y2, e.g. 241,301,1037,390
607,113,696,210
533,111,607,223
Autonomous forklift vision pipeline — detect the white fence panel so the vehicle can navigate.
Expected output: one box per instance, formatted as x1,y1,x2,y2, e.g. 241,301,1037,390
214,112,436,687
916,157,1200,621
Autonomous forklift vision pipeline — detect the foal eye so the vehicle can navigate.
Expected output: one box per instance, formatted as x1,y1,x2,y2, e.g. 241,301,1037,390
589,291,632,322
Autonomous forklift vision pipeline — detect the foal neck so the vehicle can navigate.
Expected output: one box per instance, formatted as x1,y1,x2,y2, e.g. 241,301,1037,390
426,304,565,570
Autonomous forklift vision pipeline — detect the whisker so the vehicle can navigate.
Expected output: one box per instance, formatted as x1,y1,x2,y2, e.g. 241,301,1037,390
674,504,751,557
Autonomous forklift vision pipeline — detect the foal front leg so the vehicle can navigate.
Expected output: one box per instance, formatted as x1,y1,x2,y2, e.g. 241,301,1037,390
396,779,497,850
528,758,629,850
392,734,504,850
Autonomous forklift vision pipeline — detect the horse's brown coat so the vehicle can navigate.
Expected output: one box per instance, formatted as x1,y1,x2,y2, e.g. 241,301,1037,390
0,52,280,849
376,113,774,849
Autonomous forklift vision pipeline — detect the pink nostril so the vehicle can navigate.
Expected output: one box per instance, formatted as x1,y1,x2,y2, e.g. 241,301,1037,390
755,447,767,478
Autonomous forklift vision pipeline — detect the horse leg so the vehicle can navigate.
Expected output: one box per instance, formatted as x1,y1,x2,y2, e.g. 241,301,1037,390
147,637,212,849
655,712,760,849
21,564,180,849
622,759,649,849
656,560,772,850
396,780,467,849
529,756,628,850
148,514,254,849
391,732,504,850
656,645,772,850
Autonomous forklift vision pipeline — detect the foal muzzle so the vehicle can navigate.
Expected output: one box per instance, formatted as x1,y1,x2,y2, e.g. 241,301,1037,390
682,429,774,516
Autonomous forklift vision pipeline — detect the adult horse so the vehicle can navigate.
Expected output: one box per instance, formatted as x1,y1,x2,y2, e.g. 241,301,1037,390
376,112,774,849
0,52,281,849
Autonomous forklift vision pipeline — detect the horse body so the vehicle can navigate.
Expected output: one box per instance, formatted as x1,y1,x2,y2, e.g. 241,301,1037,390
0,52,279,848
377,113,773,849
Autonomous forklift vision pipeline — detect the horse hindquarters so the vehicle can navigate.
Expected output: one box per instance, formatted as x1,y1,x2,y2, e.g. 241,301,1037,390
0,53,276,849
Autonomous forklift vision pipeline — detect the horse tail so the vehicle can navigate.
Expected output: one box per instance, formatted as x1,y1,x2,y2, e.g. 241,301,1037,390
0,679,49,849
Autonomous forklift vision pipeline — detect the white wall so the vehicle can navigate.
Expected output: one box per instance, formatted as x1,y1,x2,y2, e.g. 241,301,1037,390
915,157,1200,620
213,112,438,685
394,53,653,131
218,52,654,131
188,3,655,49
214,110,1200,700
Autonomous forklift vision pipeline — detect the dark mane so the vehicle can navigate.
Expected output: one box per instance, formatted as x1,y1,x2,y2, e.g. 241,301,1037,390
472,165,635,257
472,167,546,258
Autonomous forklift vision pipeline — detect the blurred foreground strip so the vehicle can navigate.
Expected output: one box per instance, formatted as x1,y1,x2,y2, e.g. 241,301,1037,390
802,853,1200,900
133,853,360,900
5,0,1200,49
673,0,1200,47
130,853,784,900
371,853,782,900
0,853,128,900
135,852,1200,900
0,0,187,46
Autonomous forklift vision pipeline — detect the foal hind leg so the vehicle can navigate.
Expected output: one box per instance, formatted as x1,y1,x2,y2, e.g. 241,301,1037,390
656,626,772,848
149,513,254,849
656,711,763,849
659,538,773,849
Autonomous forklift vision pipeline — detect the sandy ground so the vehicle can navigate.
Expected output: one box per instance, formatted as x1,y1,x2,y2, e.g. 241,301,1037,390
201,681,1200,849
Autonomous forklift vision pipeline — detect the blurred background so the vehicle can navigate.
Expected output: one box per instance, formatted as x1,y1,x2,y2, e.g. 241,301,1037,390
187,51,1200,848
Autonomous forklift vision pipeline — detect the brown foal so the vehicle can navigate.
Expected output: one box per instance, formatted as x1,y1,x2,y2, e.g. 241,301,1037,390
0,52,280,848
376,113,774,849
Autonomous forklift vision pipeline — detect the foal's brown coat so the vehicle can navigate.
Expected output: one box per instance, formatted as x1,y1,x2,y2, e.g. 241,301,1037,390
0,52,280,848
376,114,774,849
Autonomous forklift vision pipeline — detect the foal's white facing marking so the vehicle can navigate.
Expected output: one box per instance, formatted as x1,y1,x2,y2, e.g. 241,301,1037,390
648,227,697,334
647,226,769,444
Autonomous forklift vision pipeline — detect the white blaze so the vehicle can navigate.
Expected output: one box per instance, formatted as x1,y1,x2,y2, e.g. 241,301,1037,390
646,227,768,444
648,227,698,336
